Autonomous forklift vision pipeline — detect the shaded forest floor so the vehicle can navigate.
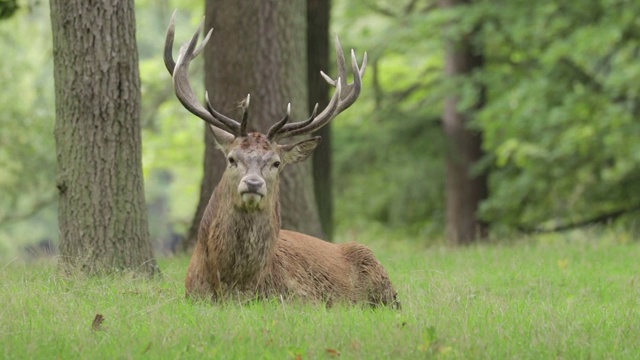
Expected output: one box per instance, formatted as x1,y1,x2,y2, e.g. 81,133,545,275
2,230,640,359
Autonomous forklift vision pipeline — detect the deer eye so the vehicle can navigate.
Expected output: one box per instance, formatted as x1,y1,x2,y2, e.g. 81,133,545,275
273,161,281,169
228,157,237,167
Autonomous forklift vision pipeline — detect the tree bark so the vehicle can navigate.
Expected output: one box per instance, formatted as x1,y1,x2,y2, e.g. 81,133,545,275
440,0,488,244
50,0,158,275
182,126,225,251
182,0,324,250
308,0,333,241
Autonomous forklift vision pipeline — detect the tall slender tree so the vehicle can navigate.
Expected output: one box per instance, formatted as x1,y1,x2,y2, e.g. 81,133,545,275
50,0,158,275
439,0,488,244
308,0,333,241
182,0,325,250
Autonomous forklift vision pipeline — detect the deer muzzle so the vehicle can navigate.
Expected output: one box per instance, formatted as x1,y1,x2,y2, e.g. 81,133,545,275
238,175,266,207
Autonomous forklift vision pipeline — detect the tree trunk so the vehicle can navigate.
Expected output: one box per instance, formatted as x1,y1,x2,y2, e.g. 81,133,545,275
308,0,333,241
440,0,488,244
50,0,159,275
182,0,324,251
182,127,224,251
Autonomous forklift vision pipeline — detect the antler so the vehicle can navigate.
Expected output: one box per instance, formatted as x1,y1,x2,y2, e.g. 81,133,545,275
164,11,245,140
165,11,366,143
268,36,367,142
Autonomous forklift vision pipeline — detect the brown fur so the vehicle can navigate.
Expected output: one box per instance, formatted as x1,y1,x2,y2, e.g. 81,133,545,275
185,133,399,308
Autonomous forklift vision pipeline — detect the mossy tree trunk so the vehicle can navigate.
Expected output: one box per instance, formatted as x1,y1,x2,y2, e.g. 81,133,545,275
50,0,159,276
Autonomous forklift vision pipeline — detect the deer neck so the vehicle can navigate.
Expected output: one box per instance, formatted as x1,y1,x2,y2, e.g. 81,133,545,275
205,177,280,286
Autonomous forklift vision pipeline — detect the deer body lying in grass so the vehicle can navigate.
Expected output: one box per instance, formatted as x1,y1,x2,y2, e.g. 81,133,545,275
164,13,399,307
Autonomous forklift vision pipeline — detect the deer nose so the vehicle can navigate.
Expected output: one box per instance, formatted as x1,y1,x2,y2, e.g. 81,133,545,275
243,177,264,193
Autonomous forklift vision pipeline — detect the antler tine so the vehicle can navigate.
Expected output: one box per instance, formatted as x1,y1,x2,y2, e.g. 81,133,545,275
267,103,291,140
271,36,366,142
165,11,240,141
273,80,341,141
300,103,319,128
163,10,178,75
172,24,223,129
334,49,366,113
239,94,250,137
359,50,368,78
270,102,320,142
205,91,241,134
193,21,212,58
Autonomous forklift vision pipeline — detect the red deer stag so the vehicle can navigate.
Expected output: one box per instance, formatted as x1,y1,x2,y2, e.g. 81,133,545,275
164,12,399,307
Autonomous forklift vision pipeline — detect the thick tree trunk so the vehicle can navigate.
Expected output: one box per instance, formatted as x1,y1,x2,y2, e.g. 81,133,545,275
308,0,333,241
440,0,488,244
50,0,158,275
182,0,324,251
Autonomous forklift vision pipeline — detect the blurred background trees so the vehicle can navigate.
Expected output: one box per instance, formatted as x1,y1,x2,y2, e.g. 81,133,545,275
439,0,488,244
0,0,57,256
1,0,640,259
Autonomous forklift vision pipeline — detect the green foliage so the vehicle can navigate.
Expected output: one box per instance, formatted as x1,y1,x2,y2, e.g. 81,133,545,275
0,1,206,252
476,0,640,229
0,0,18,20
2,231,640,358
332,0,640,234
332,0,447,236
136,3,207,240
0,3,56,252
3,0,640,249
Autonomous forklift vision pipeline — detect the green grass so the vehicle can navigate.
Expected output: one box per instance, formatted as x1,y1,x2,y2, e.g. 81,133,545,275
2,230,640,359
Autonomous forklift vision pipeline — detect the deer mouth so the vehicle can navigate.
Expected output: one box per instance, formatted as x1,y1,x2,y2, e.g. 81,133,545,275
240,191,264,207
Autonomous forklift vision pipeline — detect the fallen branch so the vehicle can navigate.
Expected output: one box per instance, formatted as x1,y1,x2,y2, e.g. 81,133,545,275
518,204,640,234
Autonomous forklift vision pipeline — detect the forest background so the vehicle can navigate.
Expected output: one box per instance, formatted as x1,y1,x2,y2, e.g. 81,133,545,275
1,0,640,259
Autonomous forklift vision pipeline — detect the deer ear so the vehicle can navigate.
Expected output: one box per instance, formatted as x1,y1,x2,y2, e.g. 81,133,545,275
208,124,235,151
279,136,321,164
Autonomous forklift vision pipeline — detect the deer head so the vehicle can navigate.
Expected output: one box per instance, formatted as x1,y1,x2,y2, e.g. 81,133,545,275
164,11,366,211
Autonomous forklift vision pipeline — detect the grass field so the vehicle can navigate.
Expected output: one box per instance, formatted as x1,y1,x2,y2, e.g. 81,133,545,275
2,229,639,359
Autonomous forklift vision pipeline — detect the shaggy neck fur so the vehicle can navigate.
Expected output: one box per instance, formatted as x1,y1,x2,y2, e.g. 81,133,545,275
204,173,280,289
